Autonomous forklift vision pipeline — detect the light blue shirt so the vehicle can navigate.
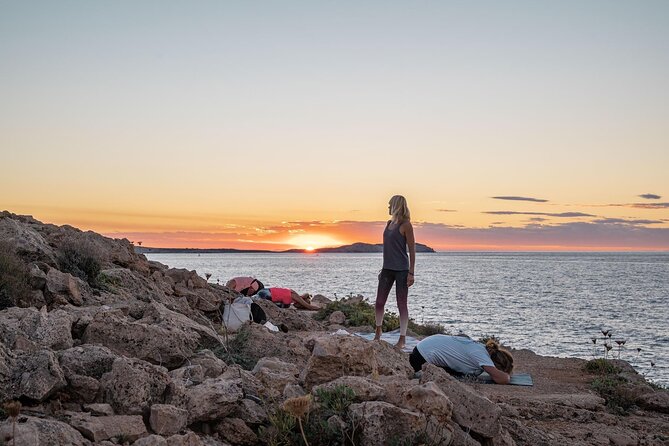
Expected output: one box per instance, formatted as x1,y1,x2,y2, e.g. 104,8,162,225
417,335,494,375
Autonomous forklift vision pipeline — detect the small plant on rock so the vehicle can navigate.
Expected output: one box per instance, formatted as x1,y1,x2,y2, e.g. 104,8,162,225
2,400,21,446
58,237,103,287
0,242,32,310
584,358,620,375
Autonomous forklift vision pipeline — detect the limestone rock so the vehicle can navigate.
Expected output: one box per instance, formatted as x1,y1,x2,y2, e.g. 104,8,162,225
170,365,205,386
252,357,301,397
11,349,66,401
348,401,426,446
637,390,669,413
231,398,268,425
99,356,171,415
328,310,346,325
189,349,226,378
403,381,453,424
185,377,244,423
0,306,74,351
311,294,332,306
0,415,87,446
46,268,84,306
214,417,258,446
83,302,220,369
0,214,57,264
312,376,385,402
83,403,114,416
59,344,118,379
150,404,188,436
68,412,147,442
421,364,501,439
300,334,412,389
134,435,168,446
166,431,206,446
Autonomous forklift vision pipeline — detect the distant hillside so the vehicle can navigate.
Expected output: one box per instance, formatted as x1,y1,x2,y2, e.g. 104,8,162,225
284,242,436,253
136,242,436,254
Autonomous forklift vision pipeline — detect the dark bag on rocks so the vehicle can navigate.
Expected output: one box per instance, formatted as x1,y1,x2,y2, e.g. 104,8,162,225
250,302,267,324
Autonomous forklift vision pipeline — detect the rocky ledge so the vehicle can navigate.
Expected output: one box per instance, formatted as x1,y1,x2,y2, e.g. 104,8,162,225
0,211,667,446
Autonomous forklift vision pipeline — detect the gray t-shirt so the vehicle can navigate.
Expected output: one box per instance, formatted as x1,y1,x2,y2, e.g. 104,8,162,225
416,335,494,375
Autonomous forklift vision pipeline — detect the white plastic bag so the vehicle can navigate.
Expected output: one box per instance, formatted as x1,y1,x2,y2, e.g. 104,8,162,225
223,302,252,332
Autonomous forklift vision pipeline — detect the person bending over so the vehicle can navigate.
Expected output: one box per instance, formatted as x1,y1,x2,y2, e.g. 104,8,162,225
409,335,514,384
225,276,264,296
256,287,320,311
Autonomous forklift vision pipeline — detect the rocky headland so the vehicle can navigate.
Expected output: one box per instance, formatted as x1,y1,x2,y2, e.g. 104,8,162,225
0,211,667,446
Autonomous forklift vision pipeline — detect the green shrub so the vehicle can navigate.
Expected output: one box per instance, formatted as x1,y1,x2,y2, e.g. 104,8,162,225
211,326,257,370
315,385,356,413
315,300,446,335
58,238,102,287
0,241,32,310
584,358,620,375
591,375,636,414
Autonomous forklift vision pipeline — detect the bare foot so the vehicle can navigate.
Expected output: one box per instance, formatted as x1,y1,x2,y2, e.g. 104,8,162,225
394,335,406,351
373,326,382,341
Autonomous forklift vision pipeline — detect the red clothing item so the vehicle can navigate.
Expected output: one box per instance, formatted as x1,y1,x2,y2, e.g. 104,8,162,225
268,287,292,305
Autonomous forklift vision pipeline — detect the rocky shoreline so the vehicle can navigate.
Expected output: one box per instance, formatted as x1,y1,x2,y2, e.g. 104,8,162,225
0,211,667,446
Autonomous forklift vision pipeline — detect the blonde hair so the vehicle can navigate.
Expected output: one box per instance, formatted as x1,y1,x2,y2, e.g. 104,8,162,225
389,195,410,223
485,340,514,374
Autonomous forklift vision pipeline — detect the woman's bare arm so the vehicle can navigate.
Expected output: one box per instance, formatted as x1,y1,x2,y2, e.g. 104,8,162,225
482,365,511,384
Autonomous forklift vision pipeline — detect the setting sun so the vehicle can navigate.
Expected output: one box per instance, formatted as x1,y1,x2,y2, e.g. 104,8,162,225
305,246,315,252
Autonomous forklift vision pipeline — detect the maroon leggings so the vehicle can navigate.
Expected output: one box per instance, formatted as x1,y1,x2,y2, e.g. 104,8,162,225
375,269,409,336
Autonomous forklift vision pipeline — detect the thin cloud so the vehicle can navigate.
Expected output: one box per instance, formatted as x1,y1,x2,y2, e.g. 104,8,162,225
592,218,664,225
492,196,548,203
437,209,457,212
629,202,669,209
484,211,595,218
527,217,548,222
639,194,661,200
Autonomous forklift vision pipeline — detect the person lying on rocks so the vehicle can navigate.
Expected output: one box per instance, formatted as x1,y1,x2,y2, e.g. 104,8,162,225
225,276,264,296
409,335,514,384
255,288,320,311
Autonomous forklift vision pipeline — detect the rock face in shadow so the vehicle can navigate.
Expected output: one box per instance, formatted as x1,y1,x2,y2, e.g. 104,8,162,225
0,211,667,446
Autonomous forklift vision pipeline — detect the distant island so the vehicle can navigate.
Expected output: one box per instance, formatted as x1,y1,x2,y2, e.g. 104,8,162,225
135,242,435,254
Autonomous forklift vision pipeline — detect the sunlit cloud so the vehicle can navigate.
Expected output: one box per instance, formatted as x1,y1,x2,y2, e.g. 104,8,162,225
437,209,457,212
484,211,595,217
639,194,662,200
492,196,548,203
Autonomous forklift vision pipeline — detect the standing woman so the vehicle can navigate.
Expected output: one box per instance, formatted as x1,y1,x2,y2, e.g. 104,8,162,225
374,195,416,349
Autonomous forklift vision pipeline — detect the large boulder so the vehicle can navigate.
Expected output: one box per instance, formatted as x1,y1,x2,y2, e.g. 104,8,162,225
348,401,426,446
214,417,258,446
150,404,189,436
0,213,57,264
185,377,245,423
83,303,220,369
300,334,413,389
67,412,147,442
251,357,301,398
420,364,502,439
99,357,171,415
45,268,85,306
0,306,74,351
59,344,119,403
10,349,67,401
312,376,385,402
59,344,118,379
0,415,88,446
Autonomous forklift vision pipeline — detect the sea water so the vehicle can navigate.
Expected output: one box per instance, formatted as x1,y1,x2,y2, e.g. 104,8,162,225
145,252,669,386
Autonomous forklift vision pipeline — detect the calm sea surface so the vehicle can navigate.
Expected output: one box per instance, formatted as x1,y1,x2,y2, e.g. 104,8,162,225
146,252,669,386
